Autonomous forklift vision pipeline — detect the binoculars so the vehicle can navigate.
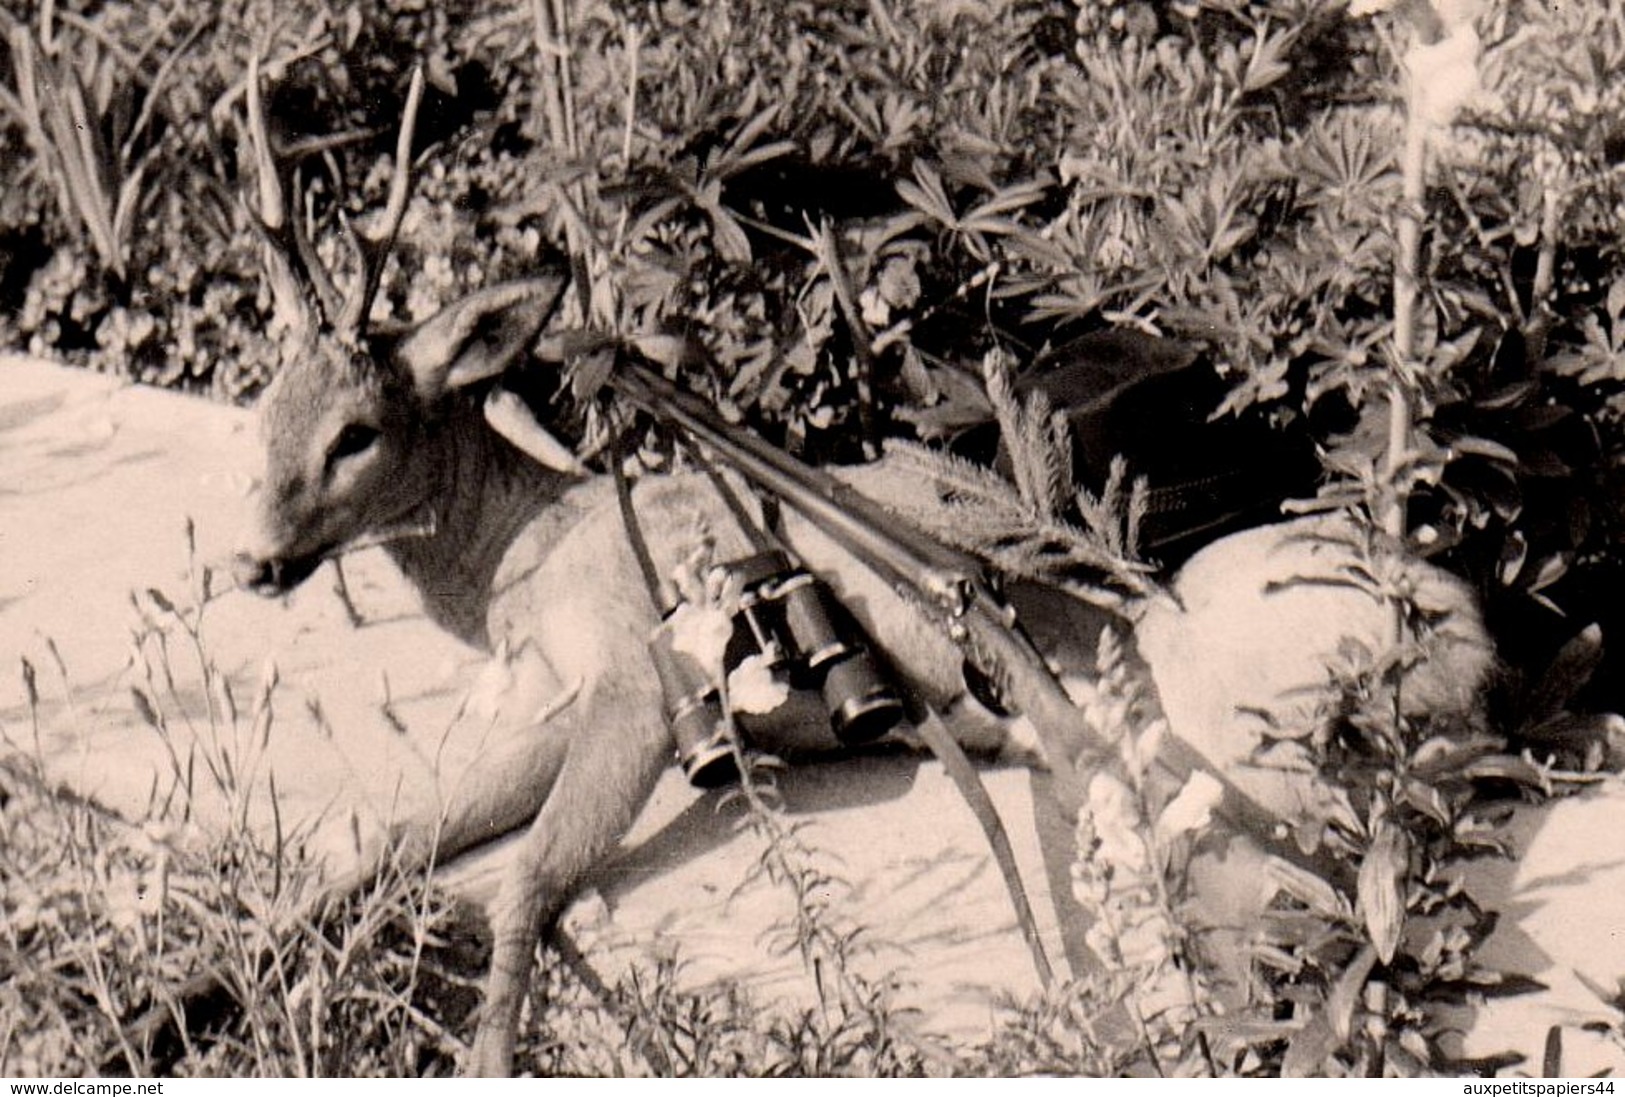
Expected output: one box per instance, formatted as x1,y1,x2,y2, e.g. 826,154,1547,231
649,549,906,787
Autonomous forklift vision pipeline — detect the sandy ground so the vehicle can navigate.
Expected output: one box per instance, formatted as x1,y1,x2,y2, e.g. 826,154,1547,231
4,354,1625,1072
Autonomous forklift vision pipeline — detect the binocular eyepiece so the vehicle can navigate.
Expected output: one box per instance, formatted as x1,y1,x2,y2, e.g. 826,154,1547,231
649,550,906,788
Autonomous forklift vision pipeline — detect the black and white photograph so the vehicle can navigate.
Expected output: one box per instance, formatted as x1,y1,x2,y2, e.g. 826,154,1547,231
1,0,1623,1080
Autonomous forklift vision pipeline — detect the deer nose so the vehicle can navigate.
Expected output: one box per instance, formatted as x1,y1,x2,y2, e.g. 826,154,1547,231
232,552,282,595
232,551,322,596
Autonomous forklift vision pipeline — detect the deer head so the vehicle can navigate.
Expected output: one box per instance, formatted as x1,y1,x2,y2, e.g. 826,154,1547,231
231,59,568,601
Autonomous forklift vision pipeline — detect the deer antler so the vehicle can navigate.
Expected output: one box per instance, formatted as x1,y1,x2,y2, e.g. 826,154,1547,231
244,53,320,339
242,57,425,341
336,63,424,337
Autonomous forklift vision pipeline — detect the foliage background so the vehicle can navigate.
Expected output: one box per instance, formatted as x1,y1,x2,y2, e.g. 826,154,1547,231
3,0,1622,686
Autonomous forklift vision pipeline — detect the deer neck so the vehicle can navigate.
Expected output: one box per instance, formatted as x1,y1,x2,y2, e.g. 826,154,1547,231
385,402,581,648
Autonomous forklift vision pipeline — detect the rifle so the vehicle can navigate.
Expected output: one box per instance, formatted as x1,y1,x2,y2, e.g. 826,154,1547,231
607,362,1314,865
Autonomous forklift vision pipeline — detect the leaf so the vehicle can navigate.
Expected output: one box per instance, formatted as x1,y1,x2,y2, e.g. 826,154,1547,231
1398,778,1452,828
1544,1025,1563,1079
1573,969,1625,1014
20,656,37,708
706,204,752,264
130,686,162,731
1431,326,1484,374
1410,733,1503,777
1498,529,1528,586
1356,820,1408,964
964,180,1048,221
1450,435,1521,466
1264,856,1353,922
1608,277,1625,325
1524,623,1604,725
571,348,617,404
1328,944,1379,1042
1242,27,1297,93
621,195,684,249
111,155,153,253
485,388,583,473
891,363,995,437
1472,379,1540,412
629,332,691,370
1191,1016,1305,1044
896,161,957,227
714,138,797,182
1527,552,1569,594
720,101,783,168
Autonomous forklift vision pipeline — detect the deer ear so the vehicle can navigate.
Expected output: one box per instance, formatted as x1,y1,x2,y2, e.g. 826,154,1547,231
395,276,568,400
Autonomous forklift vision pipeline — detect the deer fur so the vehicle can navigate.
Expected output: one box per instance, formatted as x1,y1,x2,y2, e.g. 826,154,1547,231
234,274,1496,1075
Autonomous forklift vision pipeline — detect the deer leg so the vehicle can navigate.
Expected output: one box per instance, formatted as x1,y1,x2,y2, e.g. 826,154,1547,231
466,696,672,1076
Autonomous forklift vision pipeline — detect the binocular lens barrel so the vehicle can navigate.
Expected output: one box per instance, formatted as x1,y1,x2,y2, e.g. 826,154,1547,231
776,571,903,743
822,649,905,743
671,700,740,788
650,614,741,788
778,574,846,673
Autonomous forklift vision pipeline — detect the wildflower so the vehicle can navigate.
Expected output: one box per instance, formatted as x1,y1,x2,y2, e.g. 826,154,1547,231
667,601,734,679
1085,771,1150,874
1154,770,1223,845
1408,25,1481,130
1349,0,1484,130
727,653,790,715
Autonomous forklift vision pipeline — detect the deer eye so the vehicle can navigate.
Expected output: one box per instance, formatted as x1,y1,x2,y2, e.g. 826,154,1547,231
327,423,380,467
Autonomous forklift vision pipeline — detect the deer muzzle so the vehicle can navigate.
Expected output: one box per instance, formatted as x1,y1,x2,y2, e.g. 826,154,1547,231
232,550,326,596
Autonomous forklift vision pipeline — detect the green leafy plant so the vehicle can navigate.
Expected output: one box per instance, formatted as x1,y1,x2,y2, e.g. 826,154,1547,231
0,4,198,291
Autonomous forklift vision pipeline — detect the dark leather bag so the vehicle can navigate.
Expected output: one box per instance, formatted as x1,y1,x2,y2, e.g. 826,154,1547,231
1014,330,1319,563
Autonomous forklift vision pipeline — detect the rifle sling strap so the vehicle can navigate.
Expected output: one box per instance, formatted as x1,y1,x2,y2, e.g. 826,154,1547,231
613,436,672,615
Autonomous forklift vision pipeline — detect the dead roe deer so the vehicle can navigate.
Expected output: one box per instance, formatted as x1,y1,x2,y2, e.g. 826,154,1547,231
229,65,1495,1077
